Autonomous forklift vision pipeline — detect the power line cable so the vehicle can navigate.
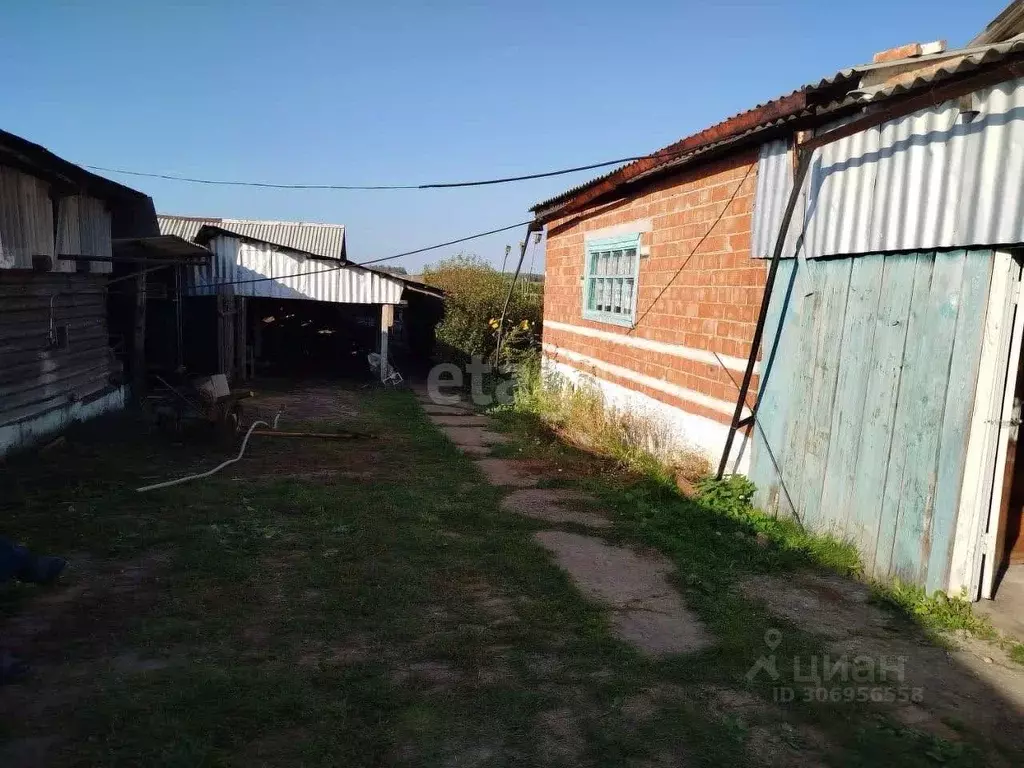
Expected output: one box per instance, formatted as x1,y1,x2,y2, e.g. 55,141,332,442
185,220,532,291
358,221,531,265
84,148,690,191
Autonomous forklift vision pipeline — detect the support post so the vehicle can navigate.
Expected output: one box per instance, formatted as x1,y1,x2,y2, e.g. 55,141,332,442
132,268,147,400
379,304,394,382
717,149,812,478
495,222,540,365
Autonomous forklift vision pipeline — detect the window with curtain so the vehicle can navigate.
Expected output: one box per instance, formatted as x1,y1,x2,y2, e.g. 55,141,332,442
583,233,641,326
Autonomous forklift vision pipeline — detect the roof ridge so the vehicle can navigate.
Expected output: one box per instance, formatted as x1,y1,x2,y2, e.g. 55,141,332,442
157,213,344,228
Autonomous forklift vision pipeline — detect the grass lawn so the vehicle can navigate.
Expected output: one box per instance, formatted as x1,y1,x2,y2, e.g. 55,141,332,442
0,383,1019,767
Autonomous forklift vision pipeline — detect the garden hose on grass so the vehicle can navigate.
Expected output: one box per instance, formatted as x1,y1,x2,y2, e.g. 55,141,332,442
135,413,282,493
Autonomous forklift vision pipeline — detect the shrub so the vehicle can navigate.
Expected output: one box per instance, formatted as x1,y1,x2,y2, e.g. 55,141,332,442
421,255,542,363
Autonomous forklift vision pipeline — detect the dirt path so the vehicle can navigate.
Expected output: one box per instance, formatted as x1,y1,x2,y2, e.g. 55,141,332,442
415,387,714,658
417,386,1024,766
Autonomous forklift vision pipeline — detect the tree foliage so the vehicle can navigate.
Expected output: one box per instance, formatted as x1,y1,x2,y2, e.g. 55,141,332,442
421,255,542,361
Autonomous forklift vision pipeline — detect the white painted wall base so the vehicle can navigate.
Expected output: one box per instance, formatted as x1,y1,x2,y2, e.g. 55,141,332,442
542,355,750,474
0,386,127,458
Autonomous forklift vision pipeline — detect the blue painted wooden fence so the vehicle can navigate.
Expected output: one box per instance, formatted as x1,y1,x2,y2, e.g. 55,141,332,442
750,249,994,593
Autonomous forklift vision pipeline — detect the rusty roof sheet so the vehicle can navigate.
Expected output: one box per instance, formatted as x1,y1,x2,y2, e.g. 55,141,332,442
532,36,1024,219
158,214,346,261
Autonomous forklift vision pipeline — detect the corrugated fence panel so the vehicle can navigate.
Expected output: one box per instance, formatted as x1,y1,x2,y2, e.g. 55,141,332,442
751,140,792,259
751,249,993,590
752,77,1024,260
187,235,404,304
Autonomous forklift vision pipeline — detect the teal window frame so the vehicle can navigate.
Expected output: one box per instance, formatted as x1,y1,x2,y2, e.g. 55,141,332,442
582,233,641,327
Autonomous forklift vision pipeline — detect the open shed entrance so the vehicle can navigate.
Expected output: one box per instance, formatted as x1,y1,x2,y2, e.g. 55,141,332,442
250,298,380,379
971,249,1024,608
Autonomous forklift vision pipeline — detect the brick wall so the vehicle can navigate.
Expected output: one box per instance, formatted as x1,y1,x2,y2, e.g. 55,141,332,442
542,150,765,429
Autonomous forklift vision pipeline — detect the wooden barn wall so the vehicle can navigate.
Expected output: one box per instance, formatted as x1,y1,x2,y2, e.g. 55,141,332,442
0,270,120,436
750,249,994,593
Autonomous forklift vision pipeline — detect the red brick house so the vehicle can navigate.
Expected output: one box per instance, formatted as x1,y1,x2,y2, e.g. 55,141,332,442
529,33,1024,475
533,126,772,472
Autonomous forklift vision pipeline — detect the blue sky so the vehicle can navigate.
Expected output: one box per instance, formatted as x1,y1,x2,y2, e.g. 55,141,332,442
0,1,1006,272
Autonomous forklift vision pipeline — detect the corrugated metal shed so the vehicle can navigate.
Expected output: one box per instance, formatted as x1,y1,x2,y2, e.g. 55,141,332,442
188,233,404,305
752,75,1024,259
158,215,346,261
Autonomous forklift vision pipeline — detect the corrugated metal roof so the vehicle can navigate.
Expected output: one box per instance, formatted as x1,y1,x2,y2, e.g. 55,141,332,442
533,36,1024,218
157,214,346,261
752,74,1024,261
189,234,404,304
531,90,812,215
0,129,148,203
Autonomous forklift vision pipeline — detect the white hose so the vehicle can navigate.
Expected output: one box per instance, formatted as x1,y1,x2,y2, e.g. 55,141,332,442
136,414,279,493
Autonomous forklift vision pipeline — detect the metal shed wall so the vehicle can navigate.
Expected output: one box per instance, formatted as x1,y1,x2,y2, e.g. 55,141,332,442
750,249,994,593
188,235,404,304
752,76,1024,259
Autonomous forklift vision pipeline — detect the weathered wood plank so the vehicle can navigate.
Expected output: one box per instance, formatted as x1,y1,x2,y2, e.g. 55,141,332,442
926,250,994,592
0,294,104,313
797,258,853,530
750,258,799,514
0,317,106,343
0,379,118,429
0,306,108,328
0,344,113,385
778,263,823,522
0,329,108,360
0,364,114,415
849,252,918,576
949,252,1017,595
0,275,106,297
887,251,966,583
819,254,885,535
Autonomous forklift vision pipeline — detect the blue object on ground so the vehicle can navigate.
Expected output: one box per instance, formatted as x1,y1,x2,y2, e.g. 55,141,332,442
0,537,66,585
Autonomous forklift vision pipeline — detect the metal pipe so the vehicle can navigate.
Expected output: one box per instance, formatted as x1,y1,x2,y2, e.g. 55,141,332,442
717,149,812,479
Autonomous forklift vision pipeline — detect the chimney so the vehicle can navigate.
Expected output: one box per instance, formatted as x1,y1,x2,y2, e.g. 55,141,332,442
860,40,954,93
872,40,947,63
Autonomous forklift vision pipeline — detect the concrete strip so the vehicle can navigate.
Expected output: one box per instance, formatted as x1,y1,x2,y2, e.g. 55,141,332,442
428,415,492,427
441,427,508,448
475,459,540,488
421,404,478,416
502,489,610,529
533,531,713,655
